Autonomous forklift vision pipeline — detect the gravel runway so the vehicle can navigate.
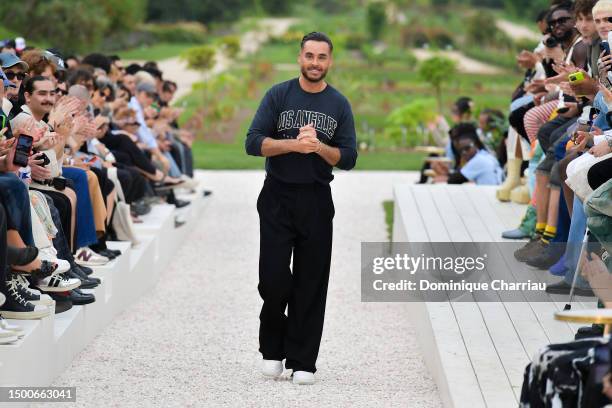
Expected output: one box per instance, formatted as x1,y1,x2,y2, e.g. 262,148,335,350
46,170,442,408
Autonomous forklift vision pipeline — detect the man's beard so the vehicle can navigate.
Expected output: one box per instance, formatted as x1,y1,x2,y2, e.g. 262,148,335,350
301,66,327,83
554,29,574,43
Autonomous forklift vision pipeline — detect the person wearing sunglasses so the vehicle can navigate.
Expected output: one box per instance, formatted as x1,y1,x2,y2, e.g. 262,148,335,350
0,53,29,116
447,127,502,186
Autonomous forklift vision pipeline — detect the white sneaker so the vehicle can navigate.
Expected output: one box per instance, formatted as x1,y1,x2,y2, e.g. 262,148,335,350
38,248,70,273
292,371,315,385
0,327,18,344
36,275,81,292
0,316,25,338
261,359,283,378
75,247,110,266
0,292,5,307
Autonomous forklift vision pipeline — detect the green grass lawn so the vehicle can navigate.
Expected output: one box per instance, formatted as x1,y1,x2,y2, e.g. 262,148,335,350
192,139,426,170
117,43,195,61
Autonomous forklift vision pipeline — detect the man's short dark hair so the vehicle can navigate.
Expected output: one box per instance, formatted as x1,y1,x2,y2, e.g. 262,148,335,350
162,80,177,93
108,55,121,63
81,53,112,74
67,68,94,87
574,0,597,17
23,75,51,94
300,32,333,53
125,63,142,75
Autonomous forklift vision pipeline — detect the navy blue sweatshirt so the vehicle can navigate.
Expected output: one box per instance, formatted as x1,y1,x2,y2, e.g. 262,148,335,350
245,78,357,184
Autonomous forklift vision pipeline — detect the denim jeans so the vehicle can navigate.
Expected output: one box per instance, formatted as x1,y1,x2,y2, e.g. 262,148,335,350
563,195,589,289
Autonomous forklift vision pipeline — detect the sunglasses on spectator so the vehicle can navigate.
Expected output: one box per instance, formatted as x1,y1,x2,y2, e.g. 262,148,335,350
56,88,68,96
549,16,572,27
4,71,27,81
459,143,475,154
126,121,139,127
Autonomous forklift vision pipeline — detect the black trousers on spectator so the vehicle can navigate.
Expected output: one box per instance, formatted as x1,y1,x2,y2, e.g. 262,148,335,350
587,156,612,190
101,133,157,175
257,175,334,374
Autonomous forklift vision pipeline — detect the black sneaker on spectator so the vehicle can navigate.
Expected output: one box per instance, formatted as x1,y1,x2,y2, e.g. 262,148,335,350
68,267,100,289
514,237,546,262
526,246,564,270
75,247,110,266
50,289,95,306
76,264,94,276
8,274,55,307
575,324,604,340
0,283,51,319
545,281,594,296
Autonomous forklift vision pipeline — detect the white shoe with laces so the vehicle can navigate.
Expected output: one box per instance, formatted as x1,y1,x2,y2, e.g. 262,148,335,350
36,274,81,293
261,359,283,378
292,371,315,385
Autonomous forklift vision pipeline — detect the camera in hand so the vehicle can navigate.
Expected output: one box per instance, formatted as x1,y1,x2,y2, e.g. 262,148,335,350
12,134,33,168
545,36,559,48
35,152,51,167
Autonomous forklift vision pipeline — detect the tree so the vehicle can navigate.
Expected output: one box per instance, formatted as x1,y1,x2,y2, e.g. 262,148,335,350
0,0,147,53
366,2,387,41
182,45,217,109
417,55,457,113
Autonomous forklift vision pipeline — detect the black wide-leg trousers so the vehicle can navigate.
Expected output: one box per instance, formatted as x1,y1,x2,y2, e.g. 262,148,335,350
257,175,334,374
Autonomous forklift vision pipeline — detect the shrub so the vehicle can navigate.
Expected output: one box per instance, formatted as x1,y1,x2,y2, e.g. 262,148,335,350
182,45,217,72
384,98,439,147
220,35,241,58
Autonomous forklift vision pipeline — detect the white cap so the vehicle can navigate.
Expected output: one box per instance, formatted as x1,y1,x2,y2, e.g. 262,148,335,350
15,37,25,51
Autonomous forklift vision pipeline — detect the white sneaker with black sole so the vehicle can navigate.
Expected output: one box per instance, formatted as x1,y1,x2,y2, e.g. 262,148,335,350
292,371,315,385
261,359,283,378
36,274,81,292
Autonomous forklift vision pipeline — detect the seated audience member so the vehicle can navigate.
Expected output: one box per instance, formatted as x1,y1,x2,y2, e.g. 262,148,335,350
446,126,503,186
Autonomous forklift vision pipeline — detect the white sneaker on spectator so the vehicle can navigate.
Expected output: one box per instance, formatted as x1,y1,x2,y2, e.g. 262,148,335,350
75,247,110,266
292,371,315,385
178,175,199,190
0,316,24,338
38,247,70,273
261,359,283,378
36,275,81,292
0,326,18,344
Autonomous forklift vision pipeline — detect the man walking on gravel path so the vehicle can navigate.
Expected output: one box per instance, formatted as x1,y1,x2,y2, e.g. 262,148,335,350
245,32,357,385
